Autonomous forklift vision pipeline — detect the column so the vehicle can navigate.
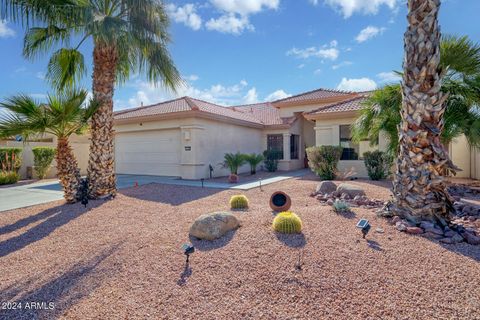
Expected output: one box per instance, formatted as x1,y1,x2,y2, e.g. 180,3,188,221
283,133,291,161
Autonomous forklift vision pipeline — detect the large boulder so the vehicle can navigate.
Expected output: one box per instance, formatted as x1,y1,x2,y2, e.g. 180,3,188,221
189,212,240,241
316,181,337,194
336,183,366,198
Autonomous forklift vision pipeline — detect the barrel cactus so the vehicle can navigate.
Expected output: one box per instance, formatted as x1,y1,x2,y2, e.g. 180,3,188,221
230,195,249,209
272,211,302,234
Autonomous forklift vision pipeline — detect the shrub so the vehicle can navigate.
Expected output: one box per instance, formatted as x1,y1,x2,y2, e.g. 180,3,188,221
263,150,282,172
363,150,392,180
332,199,350,213
0,147,22,172
0,171,19,185
230,195,249,209
306,146,342,180
32,147,56,179
244,153,264,174
223,152,246,175
272,211,302,234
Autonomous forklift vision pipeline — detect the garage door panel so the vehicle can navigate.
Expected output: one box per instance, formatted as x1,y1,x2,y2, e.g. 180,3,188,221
115,130,181,176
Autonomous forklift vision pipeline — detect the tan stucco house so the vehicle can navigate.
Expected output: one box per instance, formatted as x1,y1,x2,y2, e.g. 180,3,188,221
113,87,477,180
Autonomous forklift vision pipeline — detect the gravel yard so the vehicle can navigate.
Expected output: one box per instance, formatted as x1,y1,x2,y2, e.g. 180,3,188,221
0,174,479,319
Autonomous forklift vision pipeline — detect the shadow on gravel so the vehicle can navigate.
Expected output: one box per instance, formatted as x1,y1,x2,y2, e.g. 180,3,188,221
0,201,103,258
120,183,222,206
189,229,237,251
335,210,356,219
275,232,307,248
437,243,480,262
0,244,121,319
367,239,383,252
177,263,193,286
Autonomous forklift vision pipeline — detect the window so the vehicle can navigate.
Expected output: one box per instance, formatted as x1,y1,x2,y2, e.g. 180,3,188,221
339,125,359,160
290,134,299,160
267,134,283,159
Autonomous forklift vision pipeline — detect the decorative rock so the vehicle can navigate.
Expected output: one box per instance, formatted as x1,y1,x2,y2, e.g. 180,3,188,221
420,221,435,230
336,183,366,198
423,226,444,236
375,227,384,233
451,234,465,243
406,227,424,235
396,221,407,232
315,181,337,194
189,212,240,241
461,231,480,245
392,216,401,224
444,230,457,238
423,232,444,240
326,199,334,206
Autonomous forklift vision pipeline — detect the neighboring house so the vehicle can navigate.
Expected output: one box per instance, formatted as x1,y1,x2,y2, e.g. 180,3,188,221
113,87,475,180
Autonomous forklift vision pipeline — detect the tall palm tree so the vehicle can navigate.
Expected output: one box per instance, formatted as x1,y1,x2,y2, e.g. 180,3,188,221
352,36,480,156
0,90,97,203
2,0,182,198
393,0,458,224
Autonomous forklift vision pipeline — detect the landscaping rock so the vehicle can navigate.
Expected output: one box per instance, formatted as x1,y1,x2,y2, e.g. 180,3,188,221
420,221,435,230
336,183,366,198
375,227,384,233
396,221,407,232
189,212,240,241
316,181,337,194
406,227,423,235
461,231,480,245
423,226,444,236
423,232,445,240
326,199,334,206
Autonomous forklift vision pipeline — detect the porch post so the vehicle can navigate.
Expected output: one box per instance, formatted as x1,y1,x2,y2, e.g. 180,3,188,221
283,133,291,161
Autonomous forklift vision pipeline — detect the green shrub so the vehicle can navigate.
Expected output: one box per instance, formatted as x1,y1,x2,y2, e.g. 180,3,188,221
223,152,246,175
32,147,56,179
230,195,249,209
363,150,392,180
244,153,264,174
263,150,282,172
0,147,22,172
272,211,302,234
306,146,342,180
0,171,19,185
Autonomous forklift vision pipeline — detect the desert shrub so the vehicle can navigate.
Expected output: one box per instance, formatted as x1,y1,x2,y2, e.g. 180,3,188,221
230,195,249,209
223,152,246,175
32,147,56,179
0,171,19,185
332,199,350,213
0,147,22,172
263,150,282,172
272,211,302,234
306,146,342,180
244,153,264,174
363,150,392,180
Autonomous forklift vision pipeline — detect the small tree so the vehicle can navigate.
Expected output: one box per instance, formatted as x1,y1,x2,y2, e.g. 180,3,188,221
223,152,246,175
263,150,282,172
244,153,264,174
32,147,57,179
363,151,392,180
306,146,342,180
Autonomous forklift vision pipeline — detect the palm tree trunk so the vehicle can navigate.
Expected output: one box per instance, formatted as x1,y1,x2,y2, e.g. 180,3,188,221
392,0,457,224
87,43,117,198
56,138,81,203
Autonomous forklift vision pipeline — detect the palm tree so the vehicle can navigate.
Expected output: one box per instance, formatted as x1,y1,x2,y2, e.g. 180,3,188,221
392,0,458,224
0,90,97,203
223,153,246,175
2,0,182,198
352,35,480,156
244,153,264,175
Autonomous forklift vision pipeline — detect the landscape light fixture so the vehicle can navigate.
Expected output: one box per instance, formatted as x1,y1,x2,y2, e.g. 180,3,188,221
79,178,89,208
356,219,371,239
182,243,195,263
259,178,262,191
201,178,204,188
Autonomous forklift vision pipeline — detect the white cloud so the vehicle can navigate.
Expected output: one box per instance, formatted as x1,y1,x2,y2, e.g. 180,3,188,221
265,89,291,101
166,3,202,30
377,71,401,83
36,72,45,80
314,68,322,75
337,77,377,92
206,14,253,34
210,0,279,15
309,0,319,5
185,74,199,81
332,61,353,70
287,40,339,61
325,0,398,18
243,87,259,104
297,64,305,69
355,26,386,43
0,20,15,38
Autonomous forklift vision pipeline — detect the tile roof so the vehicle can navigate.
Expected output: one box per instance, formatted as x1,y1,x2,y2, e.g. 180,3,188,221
233,102,295,126
272,88,353,104
305,96,366,115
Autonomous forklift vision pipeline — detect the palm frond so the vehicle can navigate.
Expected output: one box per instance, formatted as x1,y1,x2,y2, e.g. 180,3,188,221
46,48,86,90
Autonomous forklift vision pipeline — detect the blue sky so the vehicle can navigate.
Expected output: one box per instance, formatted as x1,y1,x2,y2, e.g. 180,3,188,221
0,0,479,110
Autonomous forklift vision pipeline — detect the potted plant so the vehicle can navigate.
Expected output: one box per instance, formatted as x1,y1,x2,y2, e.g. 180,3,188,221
223,152,246,183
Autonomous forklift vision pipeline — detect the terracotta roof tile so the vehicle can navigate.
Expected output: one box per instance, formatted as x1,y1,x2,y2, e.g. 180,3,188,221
114,97,192,120
305,96,366,115
272,87,353,104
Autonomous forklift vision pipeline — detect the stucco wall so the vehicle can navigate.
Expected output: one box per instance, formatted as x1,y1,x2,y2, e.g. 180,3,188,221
449,135,471,178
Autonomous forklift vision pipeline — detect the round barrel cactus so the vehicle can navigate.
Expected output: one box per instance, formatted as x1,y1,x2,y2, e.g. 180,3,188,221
230,195,249,209
272,211,302,234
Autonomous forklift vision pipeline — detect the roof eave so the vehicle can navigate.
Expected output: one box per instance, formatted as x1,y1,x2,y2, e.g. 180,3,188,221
304,110,359,120
272,93,359,108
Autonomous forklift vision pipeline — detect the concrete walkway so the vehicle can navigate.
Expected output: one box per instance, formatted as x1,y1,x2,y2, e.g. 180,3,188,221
0,170,307,212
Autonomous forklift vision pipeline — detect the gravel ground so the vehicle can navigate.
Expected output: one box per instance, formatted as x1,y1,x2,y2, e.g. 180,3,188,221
0,174,479,320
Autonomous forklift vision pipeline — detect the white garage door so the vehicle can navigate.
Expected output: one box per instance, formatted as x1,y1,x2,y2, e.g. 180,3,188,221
115,129,181,176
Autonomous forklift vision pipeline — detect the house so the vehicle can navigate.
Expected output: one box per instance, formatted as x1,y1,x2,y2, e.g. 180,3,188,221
113,87,477,180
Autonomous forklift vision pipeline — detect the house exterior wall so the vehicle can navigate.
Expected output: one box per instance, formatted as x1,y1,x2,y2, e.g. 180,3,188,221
449,135,471,178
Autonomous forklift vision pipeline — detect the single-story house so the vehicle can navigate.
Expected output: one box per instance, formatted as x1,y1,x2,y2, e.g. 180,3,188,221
113,88,477,180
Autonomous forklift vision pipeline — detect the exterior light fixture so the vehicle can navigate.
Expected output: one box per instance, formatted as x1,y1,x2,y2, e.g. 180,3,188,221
79,178,89,208
201,178,204,188
182,243,195,263
356,219,371,239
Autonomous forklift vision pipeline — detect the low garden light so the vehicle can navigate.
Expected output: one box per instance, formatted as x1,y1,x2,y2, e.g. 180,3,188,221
356,219,371,239
182,243,195,263
201,178,204,188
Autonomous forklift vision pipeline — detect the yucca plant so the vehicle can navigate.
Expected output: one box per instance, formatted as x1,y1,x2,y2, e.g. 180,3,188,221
223,152,246,175
244,153,264,175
